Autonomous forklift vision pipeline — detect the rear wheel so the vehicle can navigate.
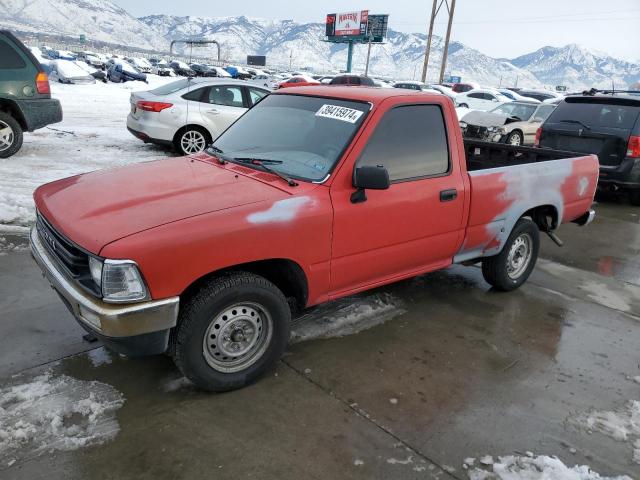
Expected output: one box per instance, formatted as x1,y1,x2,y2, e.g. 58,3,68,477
0,111,23,159
629,190,640,206
175,126,211,155
481,218,540,291
506,130,523,146
171,272,291,391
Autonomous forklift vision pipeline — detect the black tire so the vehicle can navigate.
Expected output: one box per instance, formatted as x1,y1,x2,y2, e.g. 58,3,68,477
171,272,291,392
505,130,523,146
0,111,24,159
630,190,640,206
481,218,540,291
174,126,211,155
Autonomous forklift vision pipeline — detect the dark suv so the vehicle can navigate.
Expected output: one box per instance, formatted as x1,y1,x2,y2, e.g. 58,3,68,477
536,93,640,205
0,30,63,158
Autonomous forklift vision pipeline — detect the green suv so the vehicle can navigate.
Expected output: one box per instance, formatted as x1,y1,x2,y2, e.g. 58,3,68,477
0,30,63,158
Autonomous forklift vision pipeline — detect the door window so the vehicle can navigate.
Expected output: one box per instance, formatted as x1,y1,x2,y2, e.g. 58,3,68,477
357,105,450,182
182,87,207,102
207,86,245,108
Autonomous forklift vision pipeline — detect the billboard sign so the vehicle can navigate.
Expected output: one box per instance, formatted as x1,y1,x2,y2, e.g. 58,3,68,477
334,10,368,36
367,14,389,42
247,55,266,66
448,75,461,83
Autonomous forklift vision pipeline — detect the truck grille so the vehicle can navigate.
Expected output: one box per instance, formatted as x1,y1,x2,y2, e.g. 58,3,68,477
36,213,101,297
465,125,488,139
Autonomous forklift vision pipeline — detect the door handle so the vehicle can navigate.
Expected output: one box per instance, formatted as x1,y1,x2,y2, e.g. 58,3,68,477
440,189,458,202
207,108,220,114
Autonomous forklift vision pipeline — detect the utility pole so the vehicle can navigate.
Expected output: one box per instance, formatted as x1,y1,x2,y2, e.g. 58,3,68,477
438,0,456,84
364,35,373,76
420,0,438,83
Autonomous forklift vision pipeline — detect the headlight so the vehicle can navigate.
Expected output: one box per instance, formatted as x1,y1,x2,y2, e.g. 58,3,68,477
89,256,103,287
100,259,148,303
487,126,497,132
459,121,467,129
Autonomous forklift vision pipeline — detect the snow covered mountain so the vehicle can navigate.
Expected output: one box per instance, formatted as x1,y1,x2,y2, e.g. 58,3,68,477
0,0,168,51
510,44,640,91
140,15,542,87
1,0,638,90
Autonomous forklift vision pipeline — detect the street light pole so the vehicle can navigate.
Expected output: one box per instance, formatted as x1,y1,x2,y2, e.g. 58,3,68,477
420,0,438,83
438,0,456,84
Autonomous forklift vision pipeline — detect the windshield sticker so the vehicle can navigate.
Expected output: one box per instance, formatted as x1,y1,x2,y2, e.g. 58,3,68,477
315,104,363,123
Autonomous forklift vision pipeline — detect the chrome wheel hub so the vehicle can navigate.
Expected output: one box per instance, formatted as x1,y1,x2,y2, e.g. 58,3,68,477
0,121,14,152
181,130,206,154
509,134,521,145
203,303,272,373
506,233,532,279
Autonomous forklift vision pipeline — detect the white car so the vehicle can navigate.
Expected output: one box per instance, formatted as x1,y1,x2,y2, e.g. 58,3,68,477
430,84,458,99
127,78,270,155
249,74,279,90
497,88,541,103
455,88,512,111
128,57,152,73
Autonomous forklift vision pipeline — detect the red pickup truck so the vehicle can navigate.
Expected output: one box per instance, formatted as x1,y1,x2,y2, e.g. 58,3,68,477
31,86,598,391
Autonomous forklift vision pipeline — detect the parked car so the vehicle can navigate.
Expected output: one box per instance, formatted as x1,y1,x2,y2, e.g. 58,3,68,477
126,78,269,155
393,81,427,91
452,82,480,93
150,58,173,76
517,89,563,103
128,57,152,74
169,61,195,77
536,92,640,205
455,89,512,111
249,74,279,90
430,84,458,99
460,101,556,145
0,30,63,158
49,49,76,61
32,86,598,391
277,75,320,89
49,60,96,85
189,64,217,77
209,66,232,78
224,65,252,80
497,88,541,103
329,74,376,86
73,60,107,83
107,60,147,83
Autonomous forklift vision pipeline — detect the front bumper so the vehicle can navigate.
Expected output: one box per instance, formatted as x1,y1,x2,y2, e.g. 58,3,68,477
30,227,179,353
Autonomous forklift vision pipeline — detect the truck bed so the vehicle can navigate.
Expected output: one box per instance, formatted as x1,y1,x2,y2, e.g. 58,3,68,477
464,140,584,171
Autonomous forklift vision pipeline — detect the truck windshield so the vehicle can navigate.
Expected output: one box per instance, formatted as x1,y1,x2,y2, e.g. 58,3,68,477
209,94,370,182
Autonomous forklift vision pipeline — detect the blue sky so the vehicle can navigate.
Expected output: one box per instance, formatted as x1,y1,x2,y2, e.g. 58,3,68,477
114,0,640,61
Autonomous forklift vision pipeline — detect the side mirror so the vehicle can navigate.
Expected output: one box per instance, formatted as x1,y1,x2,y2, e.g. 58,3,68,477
351,165,390,203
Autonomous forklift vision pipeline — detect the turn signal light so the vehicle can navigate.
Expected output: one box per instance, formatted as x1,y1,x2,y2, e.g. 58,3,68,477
136,101,173,112
627,135,640,158
35,72,50,94
533,127,542,147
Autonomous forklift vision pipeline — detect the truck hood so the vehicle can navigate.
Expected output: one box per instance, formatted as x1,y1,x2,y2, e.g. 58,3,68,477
34,156,288,254
461,110,514,127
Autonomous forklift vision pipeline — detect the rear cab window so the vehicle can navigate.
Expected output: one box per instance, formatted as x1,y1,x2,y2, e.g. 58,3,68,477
357,104,450,182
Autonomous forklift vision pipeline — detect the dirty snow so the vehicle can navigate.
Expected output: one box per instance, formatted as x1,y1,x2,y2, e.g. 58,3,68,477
0,76,175,231
0,371,124,463
0,236,29,256
575,400,640,464
465,454,631,480
290,292,406,342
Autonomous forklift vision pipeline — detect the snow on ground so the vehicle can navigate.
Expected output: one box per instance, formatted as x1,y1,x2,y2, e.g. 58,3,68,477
463,454,632,480
575,400,640,465
0,371,125,465
0,236,29,256
290,292,406,342
0,75,176,231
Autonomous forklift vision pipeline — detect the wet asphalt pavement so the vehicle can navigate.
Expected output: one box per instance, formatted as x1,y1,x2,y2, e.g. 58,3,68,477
0,200,639,479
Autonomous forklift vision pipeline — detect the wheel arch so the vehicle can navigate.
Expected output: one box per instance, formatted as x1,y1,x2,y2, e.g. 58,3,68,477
172,123,213,146
180,258,309,313
0,98,27,130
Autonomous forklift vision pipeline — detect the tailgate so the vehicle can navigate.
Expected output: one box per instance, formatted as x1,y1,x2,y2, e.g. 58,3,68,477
540,127,629,166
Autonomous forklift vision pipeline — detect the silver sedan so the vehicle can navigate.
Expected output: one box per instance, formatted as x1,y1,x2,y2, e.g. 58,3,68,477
127,78,270,155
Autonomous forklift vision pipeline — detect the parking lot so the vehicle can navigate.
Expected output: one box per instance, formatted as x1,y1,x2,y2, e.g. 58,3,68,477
0,196,638,479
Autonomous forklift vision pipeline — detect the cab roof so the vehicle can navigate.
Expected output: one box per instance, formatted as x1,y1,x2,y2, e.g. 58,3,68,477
272,85,442,105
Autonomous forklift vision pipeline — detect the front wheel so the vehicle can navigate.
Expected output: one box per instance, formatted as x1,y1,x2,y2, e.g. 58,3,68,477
0,111,23,159
481,218,540,291
171,272,291,391
506,130,523,146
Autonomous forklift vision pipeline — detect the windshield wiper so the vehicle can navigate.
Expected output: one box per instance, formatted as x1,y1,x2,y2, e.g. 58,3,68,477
558,119,591,130
233,157,298,187
207,145,227,164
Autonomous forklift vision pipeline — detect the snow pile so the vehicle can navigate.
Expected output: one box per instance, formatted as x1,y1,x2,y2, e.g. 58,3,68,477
0,372,125,463
290,293,406,342
575,400,640,464
464,454,631,480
